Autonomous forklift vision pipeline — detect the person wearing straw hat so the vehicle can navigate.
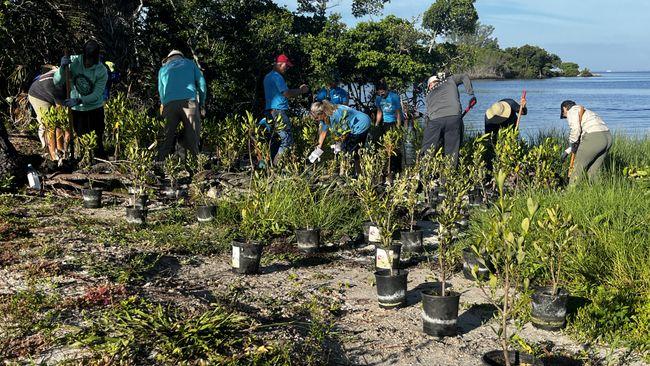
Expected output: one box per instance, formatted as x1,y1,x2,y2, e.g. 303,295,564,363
157,49,207,161
484,98,527,136
560,100,612,184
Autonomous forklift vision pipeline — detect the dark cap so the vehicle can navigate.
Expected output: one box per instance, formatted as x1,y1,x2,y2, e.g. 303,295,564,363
560,100,576,119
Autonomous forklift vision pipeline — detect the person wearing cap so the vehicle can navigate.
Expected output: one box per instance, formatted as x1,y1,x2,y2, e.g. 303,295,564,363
55,40,108,158
421,72,476,167
560,100,612,184
310,100,370,174
157,49,207,161
263,54,309,164
28,66,66,156
315,80,349,106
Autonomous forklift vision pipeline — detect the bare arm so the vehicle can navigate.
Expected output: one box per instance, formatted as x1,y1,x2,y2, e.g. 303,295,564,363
283,84,309,99
453,74,475,96
317,129,327,148
375,110,383,126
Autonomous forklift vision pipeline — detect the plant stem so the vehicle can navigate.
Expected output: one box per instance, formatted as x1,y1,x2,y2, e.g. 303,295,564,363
502,266,510,366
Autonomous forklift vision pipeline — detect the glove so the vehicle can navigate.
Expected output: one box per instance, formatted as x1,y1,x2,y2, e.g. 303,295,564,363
60,56,71,68
560,147,571,161
571,141,580,153
64,98,82,107
308,147,324,163
331,143,342,155
469,96,477,107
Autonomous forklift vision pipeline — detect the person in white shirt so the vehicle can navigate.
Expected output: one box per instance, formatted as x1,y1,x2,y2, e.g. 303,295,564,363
560,100,612,184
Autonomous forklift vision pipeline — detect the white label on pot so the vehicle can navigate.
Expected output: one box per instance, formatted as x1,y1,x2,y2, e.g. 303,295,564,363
368,226,381,242
376,249,394,269
421,311,457,325
232,246,240,268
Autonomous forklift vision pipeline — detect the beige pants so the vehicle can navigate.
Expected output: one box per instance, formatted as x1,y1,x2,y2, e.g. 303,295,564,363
28,95,51,149
158,99,201,160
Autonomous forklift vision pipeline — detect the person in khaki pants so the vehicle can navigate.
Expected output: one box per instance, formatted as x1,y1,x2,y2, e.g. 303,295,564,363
560,100,613,184
157,50,207,161
27,67,66,158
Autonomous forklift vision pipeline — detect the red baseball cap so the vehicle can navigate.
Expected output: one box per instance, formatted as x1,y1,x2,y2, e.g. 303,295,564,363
275,54,294,67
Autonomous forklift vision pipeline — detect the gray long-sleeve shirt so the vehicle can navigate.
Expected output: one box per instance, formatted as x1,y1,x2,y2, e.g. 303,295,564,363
425,74,475,120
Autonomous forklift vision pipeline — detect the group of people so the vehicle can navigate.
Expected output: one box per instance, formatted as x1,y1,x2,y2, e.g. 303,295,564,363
27,42,612,185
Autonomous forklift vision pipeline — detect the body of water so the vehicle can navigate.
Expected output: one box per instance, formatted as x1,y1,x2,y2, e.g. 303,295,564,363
436,71,650,139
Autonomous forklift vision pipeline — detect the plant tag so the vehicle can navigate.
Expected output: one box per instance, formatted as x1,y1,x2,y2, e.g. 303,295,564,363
376,248,394,269
232,246,240,268
368,225,381,242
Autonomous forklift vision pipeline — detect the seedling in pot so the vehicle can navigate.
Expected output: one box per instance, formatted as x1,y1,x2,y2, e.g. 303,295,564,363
348,145,387,244
394,164,425,255
162,155,183,199
380,127,404,181
421,152,471,337
122,144,155,225
472,170,540,366
77,131,102,208
188,154,217,222
530,205,577,330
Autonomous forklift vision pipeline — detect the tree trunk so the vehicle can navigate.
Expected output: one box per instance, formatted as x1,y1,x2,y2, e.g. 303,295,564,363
0,120,19,186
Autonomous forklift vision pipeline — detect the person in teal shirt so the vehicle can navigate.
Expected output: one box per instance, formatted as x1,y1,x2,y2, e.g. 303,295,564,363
315,81,349,105
157,49,207,161
263,54,309,164
310,100,370,174
373,81,403,179
55,40,108,158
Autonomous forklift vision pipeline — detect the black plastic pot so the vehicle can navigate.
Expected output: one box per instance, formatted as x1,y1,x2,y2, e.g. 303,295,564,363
296,228,320,253
131,194,149,209
81,188,102,208
125,207,147,225
196,205,216,222
462,248,490,281
231,240,263,274
469,189,484,205
374,269,408,309
482,350,542,366
400,228,423,254
362,221,381,244
375,244,402,271
531,286,569,331
421,289,460,337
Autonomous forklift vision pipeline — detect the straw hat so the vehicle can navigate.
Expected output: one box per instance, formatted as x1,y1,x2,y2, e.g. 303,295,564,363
163,50,184,63
485,101,512,124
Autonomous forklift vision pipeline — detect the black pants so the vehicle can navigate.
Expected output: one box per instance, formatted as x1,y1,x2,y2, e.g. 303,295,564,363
379,122,402,174
72,107,106,159
421,115,463,167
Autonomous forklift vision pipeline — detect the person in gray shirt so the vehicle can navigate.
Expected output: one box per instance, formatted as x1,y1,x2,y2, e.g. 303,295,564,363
421,73,476,166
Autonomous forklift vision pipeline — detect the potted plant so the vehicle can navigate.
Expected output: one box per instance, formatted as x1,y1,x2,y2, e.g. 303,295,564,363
421,155,471,337
530,206,577,331
77,131,102,208
294,180,322,254
124,144,154,225
373,176,408,309
420,148,445,212
380,127,403,184
189,154,216,222
162,155,183,200
396,165,424,256
349,146,386,245
472,171,541,366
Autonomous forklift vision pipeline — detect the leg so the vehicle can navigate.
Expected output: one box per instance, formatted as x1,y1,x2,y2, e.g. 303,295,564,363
92,107,106,159
180,100,201,156
420,117,443,157
158,101,182,161
28,96,51,149
443,115,463,167
570,132,603,185
585,132,612,182
272,110,293,163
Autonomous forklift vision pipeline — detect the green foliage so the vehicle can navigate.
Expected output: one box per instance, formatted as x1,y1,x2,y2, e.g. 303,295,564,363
124,144,155,199
504,45,562,79
213,114,247,172
41,106,68,130
163,154,183,188
348,144,387,223
106,92,163,159
560,62,581,77
521,137,563,190
74,296,287,365
188,153,213,206
493,126,525,186
76,130,98,170
423,0,478,40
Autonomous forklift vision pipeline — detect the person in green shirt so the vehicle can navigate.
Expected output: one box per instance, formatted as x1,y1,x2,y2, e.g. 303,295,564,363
54,40,108,158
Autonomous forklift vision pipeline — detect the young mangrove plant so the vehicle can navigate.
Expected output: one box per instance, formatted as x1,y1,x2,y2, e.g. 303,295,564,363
77,131,102,208
188,154,216,222
466,134,490,204
123,144,155,225
41,105,70,160
472,170,540,365
395,164,425,255
494,126,526,189
348,145,386,244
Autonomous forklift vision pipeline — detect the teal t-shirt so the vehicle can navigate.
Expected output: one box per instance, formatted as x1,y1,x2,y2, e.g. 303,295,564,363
375,91,402,123
263,70,289,110
315,86,349,105
158,58,207,107
320,105,371,136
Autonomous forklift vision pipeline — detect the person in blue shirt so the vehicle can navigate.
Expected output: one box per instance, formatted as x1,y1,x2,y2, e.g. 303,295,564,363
157,49,207,161
374,81,403,178
263,54,309,164
315,81,349,106
311,100,370,174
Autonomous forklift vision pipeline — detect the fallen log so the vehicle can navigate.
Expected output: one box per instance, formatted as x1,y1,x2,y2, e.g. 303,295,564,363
44,178,130,198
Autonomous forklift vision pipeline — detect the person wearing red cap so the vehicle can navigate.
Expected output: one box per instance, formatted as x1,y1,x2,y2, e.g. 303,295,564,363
263,54,309,163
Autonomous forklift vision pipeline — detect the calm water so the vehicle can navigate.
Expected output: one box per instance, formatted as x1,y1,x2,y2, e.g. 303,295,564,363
436,72,650,139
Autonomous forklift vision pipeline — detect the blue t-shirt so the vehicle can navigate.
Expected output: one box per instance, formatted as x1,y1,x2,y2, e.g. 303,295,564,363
315,86,349,105
158,58,207,106
263,70,289,110
375,91,402,123
320,105,371,136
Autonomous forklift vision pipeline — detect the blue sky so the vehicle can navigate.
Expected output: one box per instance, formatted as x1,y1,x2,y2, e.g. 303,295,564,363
274,0,650,71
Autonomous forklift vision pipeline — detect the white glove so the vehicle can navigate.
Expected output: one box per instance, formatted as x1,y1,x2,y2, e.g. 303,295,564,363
331,143,342,154
308,147,324,163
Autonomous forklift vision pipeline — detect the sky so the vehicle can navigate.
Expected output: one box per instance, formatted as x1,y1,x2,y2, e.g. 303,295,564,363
274,0,650,71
